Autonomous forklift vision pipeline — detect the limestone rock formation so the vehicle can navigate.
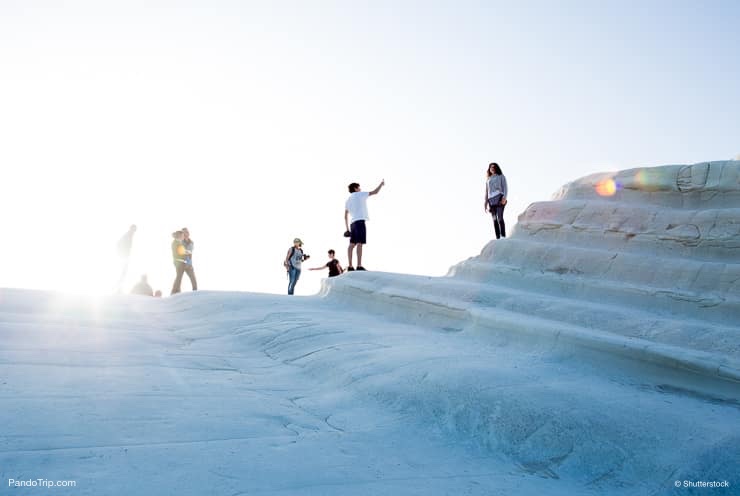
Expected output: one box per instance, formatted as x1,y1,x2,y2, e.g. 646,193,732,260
325,161,740,382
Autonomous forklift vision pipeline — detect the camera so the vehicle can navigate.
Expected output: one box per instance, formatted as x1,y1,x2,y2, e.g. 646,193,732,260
343,230,351,238
303,254,311,260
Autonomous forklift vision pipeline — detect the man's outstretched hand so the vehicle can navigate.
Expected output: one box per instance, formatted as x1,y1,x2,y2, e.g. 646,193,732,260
370,179,385,195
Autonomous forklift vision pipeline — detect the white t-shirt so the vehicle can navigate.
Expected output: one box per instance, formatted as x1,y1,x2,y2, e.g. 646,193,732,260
345,191,370,223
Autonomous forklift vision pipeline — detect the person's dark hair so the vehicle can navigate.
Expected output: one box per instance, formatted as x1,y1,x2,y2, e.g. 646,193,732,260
348,182,360,193
487,162,503,177
328,249,335,255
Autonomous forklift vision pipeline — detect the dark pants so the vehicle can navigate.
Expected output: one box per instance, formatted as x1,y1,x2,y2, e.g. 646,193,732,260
489,196,506,239
171,262,198,295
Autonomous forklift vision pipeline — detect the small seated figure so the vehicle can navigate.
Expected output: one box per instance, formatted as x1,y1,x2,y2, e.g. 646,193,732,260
131,274,154,297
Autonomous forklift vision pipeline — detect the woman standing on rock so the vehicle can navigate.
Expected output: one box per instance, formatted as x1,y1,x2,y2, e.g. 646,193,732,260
283,238,310,295
485,162,508,239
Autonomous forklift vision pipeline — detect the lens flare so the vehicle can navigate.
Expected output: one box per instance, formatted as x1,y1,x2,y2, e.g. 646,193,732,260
595,178,618,196
635,169,654,189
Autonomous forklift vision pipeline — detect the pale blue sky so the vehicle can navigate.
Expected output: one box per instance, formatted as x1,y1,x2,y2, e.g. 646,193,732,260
1,1,738,295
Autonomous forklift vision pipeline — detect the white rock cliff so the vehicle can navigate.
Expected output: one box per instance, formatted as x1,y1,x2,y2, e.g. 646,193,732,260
325,161,740,382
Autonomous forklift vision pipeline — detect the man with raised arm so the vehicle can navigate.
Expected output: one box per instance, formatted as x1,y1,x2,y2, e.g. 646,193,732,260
344,179,384,271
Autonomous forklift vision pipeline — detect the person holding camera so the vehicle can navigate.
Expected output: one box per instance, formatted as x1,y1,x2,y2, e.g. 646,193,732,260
344,179,385,271
283,238,310,295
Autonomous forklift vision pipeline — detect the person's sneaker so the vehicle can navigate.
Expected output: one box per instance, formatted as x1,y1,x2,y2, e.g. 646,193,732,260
346,266,355,271
357,266,367,271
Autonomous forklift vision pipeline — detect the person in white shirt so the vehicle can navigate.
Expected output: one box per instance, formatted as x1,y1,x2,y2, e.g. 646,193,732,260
344,179,385,271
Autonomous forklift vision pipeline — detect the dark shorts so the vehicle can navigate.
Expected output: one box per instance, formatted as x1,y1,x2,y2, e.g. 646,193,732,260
350,220,367,244
488,194,504,208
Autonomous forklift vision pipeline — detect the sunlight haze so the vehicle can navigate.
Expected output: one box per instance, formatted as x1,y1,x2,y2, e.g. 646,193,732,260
1,0,738,295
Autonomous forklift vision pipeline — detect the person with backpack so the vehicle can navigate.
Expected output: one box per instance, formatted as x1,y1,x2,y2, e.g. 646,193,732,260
344,179,384,271
485,163,508,239
309,249,344,277
283,238,310,295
